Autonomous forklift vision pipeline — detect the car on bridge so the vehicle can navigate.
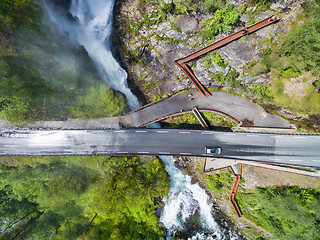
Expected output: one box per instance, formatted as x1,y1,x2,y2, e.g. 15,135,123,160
205,146,222,154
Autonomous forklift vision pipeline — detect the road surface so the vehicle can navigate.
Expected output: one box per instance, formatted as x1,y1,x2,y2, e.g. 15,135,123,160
0,128,319,168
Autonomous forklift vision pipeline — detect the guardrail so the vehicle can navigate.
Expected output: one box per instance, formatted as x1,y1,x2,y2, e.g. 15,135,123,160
229,166,242,217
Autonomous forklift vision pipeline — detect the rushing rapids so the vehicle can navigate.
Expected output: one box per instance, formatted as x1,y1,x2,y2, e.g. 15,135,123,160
160,156,238,239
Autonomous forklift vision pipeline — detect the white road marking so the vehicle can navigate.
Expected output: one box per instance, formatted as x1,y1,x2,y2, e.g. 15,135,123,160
274,158,282,161
179,131,191,134
180,152,191,155
201,132,214,135
138,152,150,154
290,160,302,162
117,151,128,154
313,160,320,162
135,130,147,133
247,135,259,137
159,152,170,154
115,130,126,133
224,133,235,136
293,136,306,139
157,131,168,133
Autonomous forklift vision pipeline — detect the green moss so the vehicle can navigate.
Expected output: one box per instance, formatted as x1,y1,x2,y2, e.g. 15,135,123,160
248,17,260,25
280,68,300,79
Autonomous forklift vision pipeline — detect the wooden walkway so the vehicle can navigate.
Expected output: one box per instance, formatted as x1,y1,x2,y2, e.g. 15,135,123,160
174,15,279,96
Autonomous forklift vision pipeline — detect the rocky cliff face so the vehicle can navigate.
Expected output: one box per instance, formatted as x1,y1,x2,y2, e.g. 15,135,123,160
113,0,304,103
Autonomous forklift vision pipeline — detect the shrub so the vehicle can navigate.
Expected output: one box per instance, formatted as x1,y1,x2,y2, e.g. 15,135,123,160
280,15,320,71
250,83,274,102
313,79,320,89
202,0,223,13
280,68,300,79
201,4,239,40
204,54,213,69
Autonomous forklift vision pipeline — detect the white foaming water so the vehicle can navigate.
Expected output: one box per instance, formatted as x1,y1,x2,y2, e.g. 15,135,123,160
160,156,238,239
44,0,139,110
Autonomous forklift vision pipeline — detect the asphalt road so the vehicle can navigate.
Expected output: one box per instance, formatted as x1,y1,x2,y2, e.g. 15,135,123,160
0,128,319,168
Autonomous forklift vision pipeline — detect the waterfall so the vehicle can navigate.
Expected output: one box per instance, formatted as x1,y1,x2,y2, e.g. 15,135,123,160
44,1,238,238
43,0,139,110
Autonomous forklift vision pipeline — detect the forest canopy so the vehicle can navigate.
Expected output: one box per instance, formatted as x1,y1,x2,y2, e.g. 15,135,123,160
0,156,169,239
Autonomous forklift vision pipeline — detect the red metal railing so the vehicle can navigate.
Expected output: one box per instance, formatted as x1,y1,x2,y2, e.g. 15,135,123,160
174,15,279,96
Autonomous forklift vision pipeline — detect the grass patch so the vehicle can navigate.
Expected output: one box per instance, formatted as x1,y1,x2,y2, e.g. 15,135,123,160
269,76,320,115
202,111,238,127
204,169,234,195
243,1,320,118
162,111,237,129
237,186,320,239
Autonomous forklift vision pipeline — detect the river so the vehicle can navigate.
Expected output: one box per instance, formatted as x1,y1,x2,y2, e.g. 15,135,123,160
44,0,238,239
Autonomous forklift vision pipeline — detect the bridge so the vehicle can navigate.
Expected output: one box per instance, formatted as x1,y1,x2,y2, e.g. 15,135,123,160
1,128,319,168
